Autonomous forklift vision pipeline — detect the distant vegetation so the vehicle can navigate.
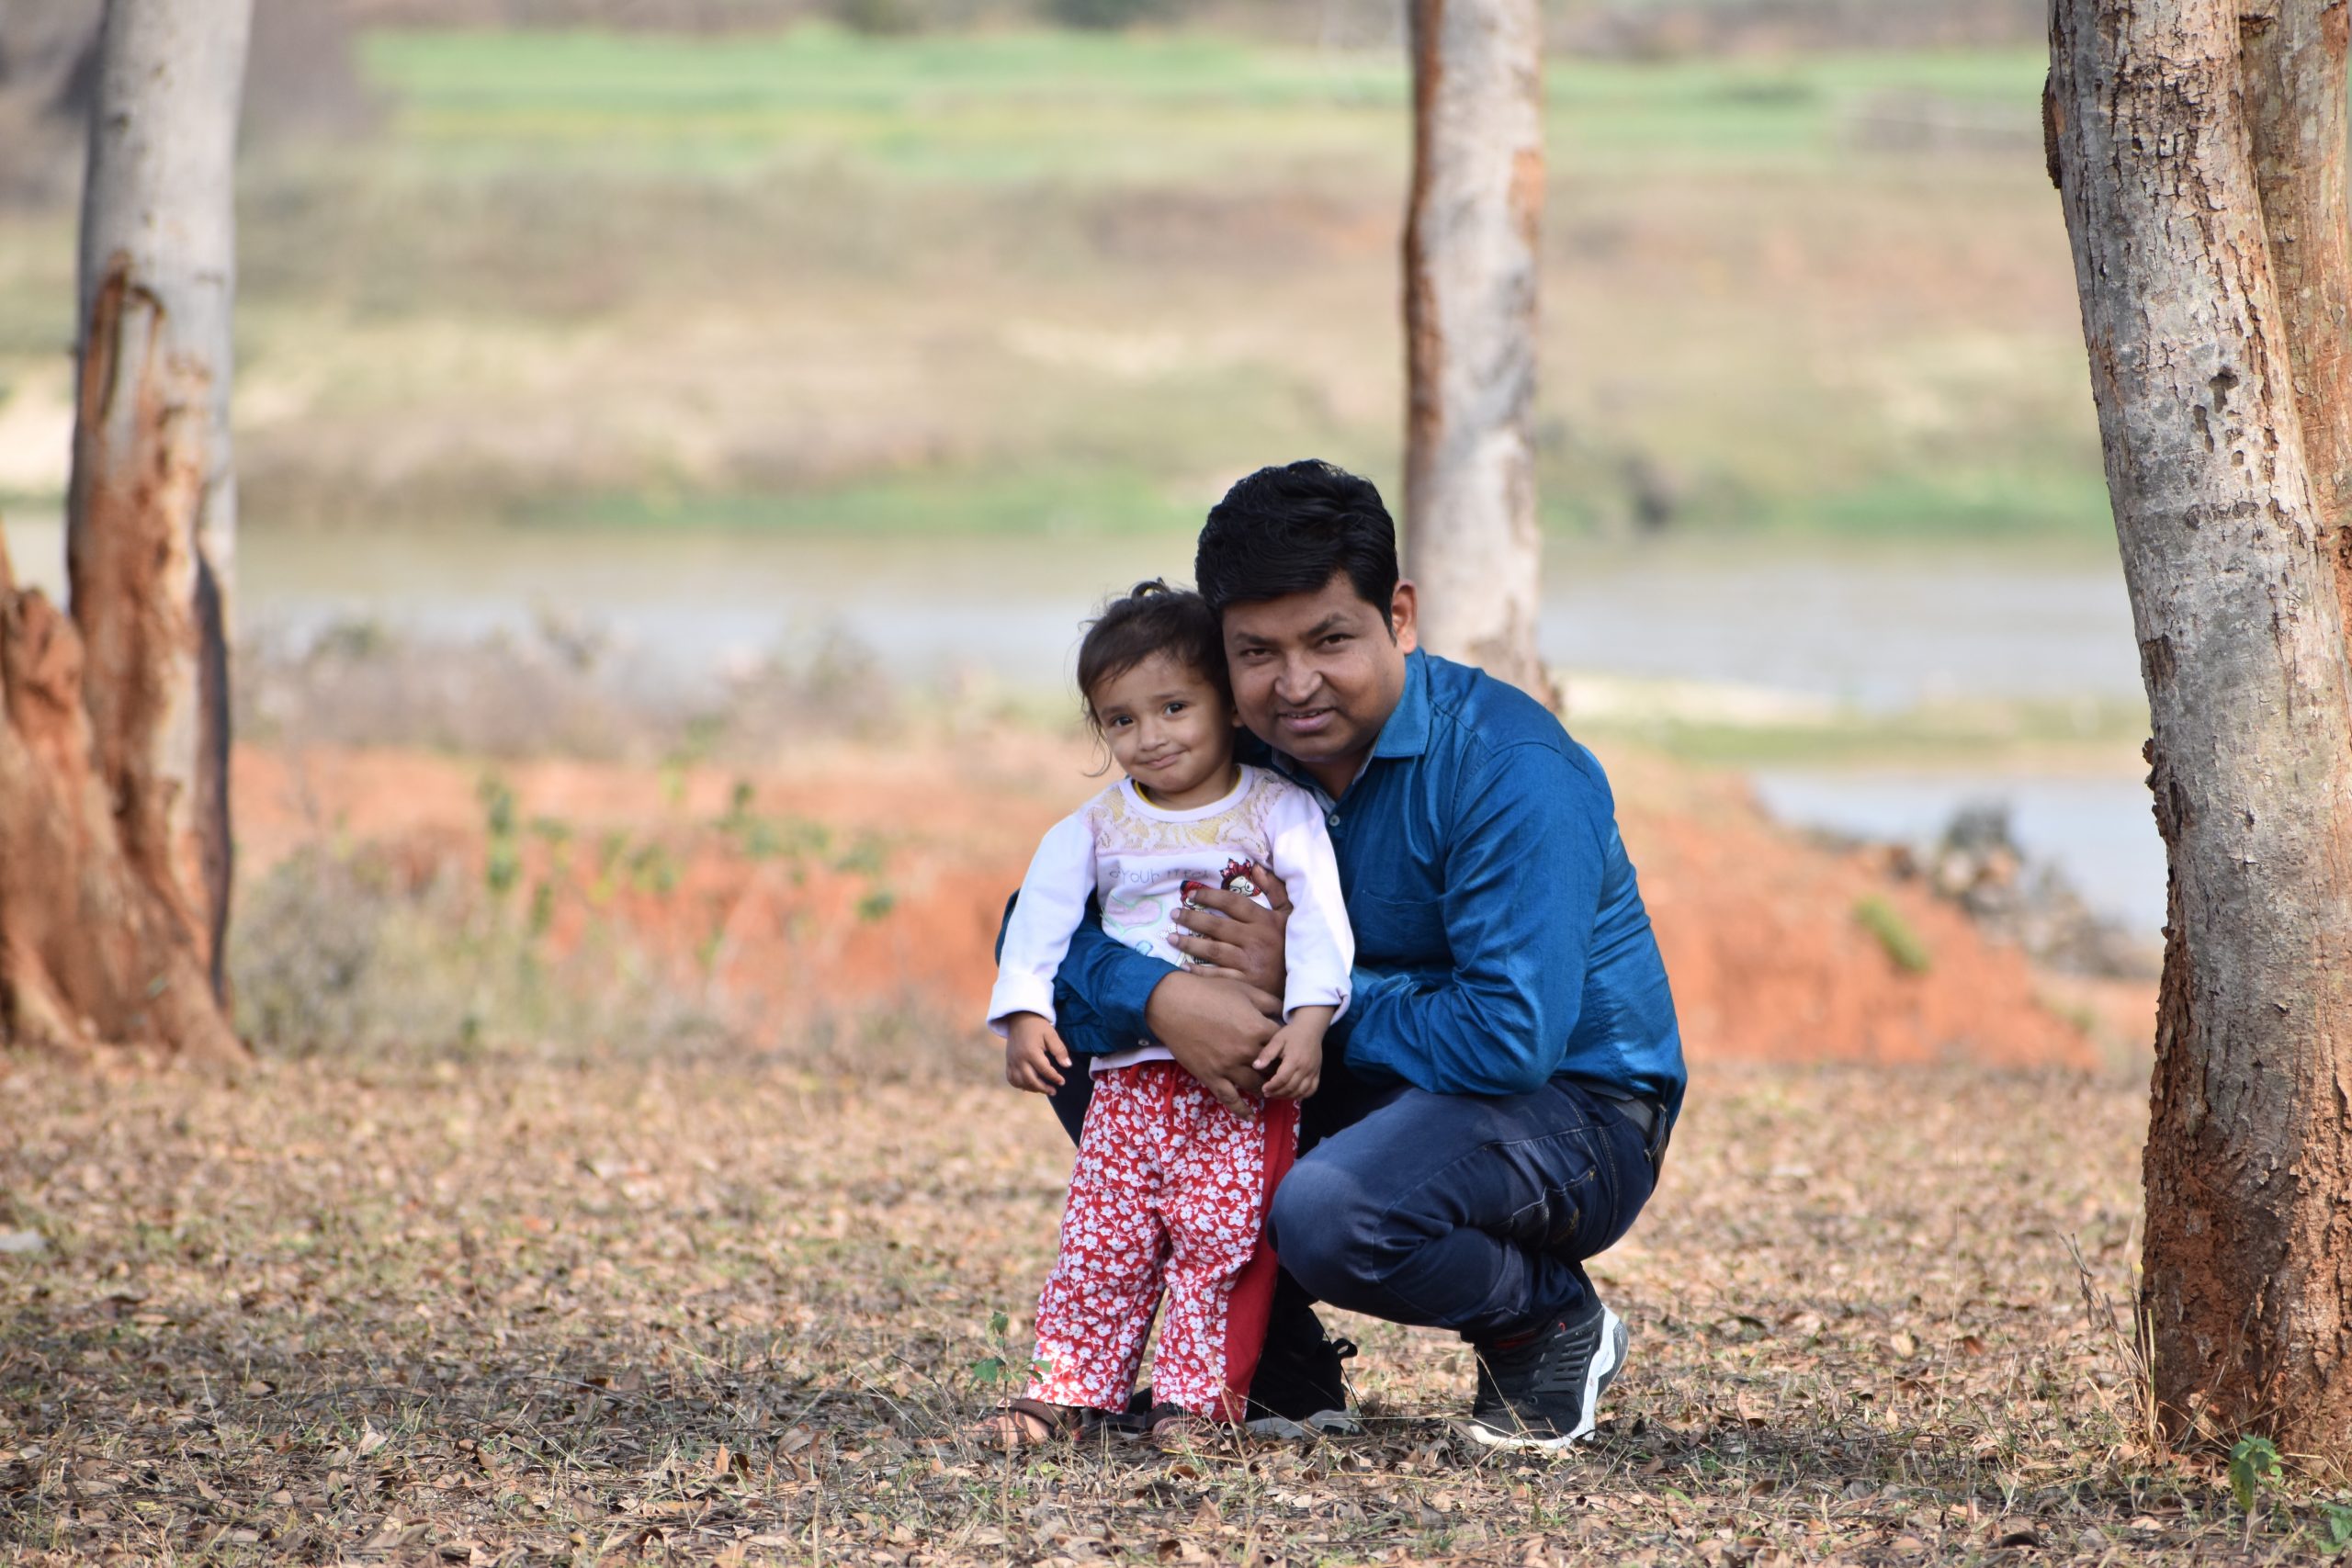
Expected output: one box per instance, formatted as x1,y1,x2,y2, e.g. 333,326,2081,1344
0,17,2101,547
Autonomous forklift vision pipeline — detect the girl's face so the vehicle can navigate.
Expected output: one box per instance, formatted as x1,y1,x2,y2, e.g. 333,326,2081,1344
1089,651,1240,809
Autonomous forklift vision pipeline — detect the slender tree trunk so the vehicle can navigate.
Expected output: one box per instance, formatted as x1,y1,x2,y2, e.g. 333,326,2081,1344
0,0,250,1062
2049,0,2352,1465
67,0,249,1000
1401,0,1555,705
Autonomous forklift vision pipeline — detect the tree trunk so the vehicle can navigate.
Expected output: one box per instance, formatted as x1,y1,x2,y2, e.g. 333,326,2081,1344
67,0,249,1002
2242,0,2352,638
2049,0,2352,1465
0,531,241,1062
0,0,251,1062
1401,0,1556,705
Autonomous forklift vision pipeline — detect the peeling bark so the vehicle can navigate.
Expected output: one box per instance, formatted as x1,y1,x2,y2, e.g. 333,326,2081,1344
1402,0,1556,706
0,0,252,1060
2051,0,2352,1465
67,0,248,1002
0,525,240,1063
71,258,234,993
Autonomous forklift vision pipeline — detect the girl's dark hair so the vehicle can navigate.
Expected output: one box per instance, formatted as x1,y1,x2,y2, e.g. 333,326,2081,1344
1075,580,1229,726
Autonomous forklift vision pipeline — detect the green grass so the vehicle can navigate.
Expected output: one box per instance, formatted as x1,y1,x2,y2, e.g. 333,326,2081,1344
359,26,2049,183
519,462,1207,536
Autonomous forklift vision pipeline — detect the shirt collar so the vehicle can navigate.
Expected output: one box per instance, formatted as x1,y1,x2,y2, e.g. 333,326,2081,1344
1371,649,1432,760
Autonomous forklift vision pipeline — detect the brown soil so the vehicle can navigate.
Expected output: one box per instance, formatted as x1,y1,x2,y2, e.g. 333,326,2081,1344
232,731,2138,1069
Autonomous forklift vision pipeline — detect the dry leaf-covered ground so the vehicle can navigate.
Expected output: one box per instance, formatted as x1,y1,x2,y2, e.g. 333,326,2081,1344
3,1046,2343,1565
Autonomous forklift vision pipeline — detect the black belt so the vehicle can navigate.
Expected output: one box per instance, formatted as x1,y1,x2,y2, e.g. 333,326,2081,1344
1568,1078,1671,1175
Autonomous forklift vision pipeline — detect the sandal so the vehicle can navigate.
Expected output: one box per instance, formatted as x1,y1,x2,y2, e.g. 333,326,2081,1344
1143,1404,1224,1452
968,1397,1100,1449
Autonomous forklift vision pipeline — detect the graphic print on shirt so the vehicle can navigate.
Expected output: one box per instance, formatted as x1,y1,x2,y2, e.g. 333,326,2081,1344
1181,858,1261,912
984,761,1352,1043
1091,780,1277,966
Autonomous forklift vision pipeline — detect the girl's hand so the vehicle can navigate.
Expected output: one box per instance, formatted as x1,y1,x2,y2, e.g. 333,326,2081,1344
1005,1012,1072,1094
1257,1021,1323,1100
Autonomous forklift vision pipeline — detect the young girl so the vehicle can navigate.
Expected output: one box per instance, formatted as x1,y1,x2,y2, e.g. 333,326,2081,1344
980,580,1353,1445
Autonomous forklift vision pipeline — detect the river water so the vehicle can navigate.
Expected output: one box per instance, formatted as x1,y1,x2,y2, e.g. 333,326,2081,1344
1,515,2164,934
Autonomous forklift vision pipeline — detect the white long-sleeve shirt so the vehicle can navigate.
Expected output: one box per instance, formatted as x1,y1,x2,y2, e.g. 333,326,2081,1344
988,764,1353,1072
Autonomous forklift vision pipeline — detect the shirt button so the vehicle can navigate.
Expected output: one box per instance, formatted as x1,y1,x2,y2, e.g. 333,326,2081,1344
1327,812,1341,827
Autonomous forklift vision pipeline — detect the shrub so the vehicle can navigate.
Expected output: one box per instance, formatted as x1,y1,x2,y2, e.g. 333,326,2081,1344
1044,0,1178,30
833,0,924,35
1853,893,1932,975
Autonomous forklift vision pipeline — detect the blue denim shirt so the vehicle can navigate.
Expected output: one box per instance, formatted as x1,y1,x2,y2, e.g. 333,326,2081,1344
1056,649,1686,1114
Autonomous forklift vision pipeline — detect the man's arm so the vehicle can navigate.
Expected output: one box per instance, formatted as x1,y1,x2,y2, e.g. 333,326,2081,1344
997,897,1279,1111
1340,742,1606,1098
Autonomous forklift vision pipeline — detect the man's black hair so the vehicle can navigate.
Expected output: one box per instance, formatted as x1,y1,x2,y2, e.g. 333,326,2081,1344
1194,459,1400,623
1074,579,1230,727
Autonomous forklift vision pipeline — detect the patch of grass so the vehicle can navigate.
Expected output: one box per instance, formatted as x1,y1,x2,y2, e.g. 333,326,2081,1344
4,1056,2337,1564
357,27,2046,183
516,463,1204,536
1781,466,2118,540
1854,892,1933,974
1566,689,2149,771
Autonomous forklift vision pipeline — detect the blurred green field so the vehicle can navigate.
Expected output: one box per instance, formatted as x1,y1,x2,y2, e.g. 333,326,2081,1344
360,28,2041,178
0,26,2107,546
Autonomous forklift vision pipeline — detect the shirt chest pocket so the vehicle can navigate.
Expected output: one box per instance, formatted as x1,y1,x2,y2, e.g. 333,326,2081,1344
1352,891,1452,969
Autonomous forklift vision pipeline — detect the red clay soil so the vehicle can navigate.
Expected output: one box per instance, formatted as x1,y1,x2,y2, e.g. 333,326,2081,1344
232,733,2118,1070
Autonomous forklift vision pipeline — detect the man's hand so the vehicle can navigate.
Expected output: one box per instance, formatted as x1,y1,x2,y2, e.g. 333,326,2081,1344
1171,860,1291,995
1255,1006,1329,1100
1003,1012,1071,1094
1146,972,1282,1113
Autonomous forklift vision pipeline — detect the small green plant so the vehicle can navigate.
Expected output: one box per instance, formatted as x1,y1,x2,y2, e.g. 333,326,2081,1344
1853,894,1931,975
2231,1435,2283,1536
2314,1504,2352,1561
2230,1435,2282,1512
970,1310,1016,1388
970,1309,1050,1393
479,774,521,897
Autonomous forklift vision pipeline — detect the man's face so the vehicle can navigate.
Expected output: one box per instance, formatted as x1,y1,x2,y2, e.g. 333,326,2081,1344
1222,571,1417,784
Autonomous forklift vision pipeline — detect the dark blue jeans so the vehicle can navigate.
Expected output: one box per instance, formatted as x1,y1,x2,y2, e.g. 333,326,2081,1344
1049,1049,1657,1345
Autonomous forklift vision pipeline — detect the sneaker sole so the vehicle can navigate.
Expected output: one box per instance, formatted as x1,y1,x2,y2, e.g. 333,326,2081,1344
1456,1306,1627,1451
1244,1407,1363,1439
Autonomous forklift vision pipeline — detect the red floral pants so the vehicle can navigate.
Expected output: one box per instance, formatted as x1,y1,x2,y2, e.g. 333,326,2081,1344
1024,1061,1297,1422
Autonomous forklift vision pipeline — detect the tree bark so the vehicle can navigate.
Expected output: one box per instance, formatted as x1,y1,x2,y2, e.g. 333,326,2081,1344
66,0,249,1002
0,0,251,1061
2049,0,2352,1464
2241,0,2352,641
0,527,241,1063
1401,0,1556,705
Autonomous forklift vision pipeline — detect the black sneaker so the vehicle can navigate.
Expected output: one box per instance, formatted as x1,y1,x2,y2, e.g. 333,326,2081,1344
1241,1285,1360,1437
1122,1296,1363,1438
1244,1326,1360,1438
1461,1297,1628,1450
